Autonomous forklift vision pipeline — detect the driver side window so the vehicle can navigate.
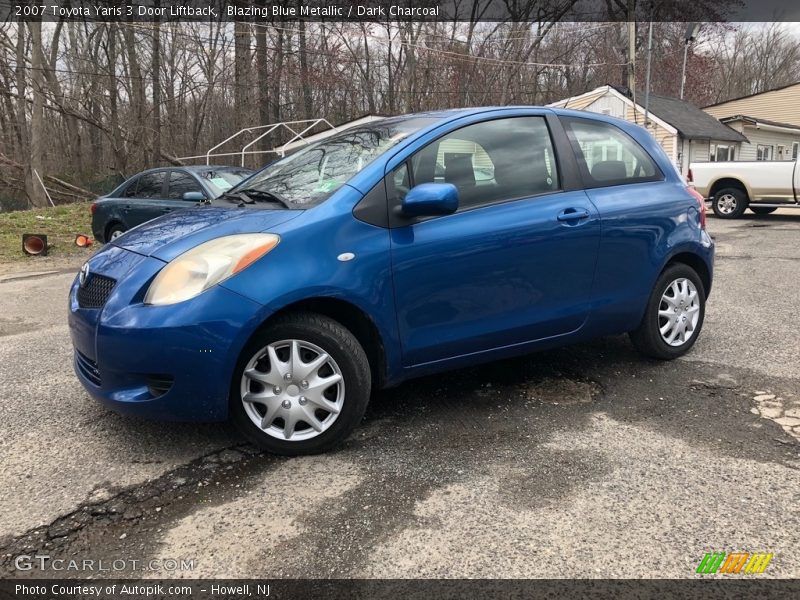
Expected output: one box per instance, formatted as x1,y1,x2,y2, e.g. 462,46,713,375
392,116,560,211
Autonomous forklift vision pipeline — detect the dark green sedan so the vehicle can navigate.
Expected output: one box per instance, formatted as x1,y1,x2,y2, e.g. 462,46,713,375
91,166,252,242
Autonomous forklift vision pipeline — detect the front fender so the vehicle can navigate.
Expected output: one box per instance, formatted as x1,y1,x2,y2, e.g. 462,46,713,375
219,198,403,386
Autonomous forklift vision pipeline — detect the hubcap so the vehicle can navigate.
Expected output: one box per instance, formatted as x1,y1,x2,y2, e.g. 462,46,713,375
658,278,701,347
717,193,737,214
240,339,344,442
110,229,123,240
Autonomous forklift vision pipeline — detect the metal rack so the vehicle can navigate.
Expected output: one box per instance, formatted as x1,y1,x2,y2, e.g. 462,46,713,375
176,118,340,166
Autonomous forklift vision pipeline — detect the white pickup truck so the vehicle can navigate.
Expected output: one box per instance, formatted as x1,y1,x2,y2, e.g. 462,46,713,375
688,159,800,218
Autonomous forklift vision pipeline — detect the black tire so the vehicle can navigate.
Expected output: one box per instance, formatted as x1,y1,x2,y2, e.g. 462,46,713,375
230,312,371,456
750,206,778,215
105,222,127,242
711,187,748,219
629,263,706,360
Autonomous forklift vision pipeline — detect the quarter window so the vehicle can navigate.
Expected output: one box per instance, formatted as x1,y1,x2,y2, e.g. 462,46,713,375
122,177,140,198
396,116,560,210
562,118,660,187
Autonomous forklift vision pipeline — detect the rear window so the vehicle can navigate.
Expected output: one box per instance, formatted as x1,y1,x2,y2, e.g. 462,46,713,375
562,117,662,187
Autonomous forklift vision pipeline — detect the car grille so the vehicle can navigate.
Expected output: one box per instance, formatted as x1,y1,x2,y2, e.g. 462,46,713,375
77,274,116,309
75,350,101,387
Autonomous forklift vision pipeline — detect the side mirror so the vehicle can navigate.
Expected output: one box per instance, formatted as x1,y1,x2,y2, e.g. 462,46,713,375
182,191,205,201
400,183,459,217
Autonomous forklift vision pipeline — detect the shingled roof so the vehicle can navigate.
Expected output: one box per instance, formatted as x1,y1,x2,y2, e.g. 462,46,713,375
632,91,748,143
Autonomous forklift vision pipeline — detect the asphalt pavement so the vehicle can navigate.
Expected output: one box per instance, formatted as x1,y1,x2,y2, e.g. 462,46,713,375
1,210,798,578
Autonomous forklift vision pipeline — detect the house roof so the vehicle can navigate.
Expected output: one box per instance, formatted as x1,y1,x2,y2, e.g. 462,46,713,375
551,85,747,144
623,89,748,143
719,114,800,133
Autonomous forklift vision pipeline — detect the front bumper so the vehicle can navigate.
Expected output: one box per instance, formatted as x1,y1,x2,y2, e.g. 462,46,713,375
68,246,265,421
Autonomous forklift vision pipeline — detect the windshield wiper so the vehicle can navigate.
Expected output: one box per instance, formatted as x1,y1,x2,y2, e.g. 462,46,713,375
219,191,254,206
234,188,293,209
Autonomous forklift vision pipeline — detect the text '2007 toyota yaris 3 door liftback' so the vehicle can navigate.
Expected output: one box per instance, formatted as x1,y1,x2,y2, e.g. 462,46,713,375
69,107,714,455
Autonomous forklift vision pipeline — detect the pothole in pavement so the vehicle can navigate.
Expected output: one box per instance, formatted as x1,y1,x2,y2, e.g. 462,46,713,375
518,377,602,406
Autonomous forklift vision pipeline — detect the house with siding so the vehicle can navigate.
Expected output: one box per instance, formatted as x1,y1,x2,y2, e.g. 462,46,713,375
547,85,747,176
702,82,800,162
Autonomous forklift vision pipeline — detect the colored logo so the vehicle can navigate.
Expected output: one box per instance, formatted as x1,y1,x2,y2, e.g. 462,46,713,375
696,552,773,574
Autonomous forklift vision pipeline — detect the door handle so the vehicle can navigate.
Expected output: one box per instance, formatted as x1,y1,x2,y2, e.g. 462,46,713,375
557,208,590,222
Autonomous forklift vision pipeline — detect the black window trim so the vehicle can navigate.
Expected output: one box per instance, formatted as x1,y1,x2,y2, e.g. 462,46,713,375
559,116,665,189
384,113,576,228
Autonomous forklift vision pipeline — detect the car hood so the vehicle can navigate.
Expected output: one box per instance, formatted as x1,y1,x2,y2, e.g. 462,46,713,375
111,206,303,262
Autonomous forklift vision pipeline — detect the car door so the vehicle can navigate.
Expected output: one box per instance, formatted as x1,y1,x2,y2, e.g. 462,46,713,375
389,114,601,367
558,116,674,330
123,170,169,228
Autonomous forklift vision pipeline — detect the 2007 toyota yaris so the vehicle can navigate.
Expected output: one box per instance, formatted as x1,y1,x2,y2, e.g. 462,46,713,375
69,107,714,455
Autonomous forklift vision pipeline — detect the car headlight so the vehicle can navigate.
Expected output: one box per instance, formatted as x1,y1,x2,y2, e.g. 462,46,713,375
144,233,280,306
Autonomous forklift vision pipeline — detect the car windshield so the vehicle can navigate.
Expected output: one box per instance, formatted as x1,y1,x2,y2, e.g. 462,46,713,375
198,168,253,197
229,117,436,207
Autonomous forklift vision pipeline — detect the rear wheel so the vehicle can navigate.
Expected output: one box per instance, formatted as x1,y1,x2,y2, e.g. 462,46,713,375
106,222,126,241
230,313,371,455
750,206,777,215
711,187,748,219
630,264,706,360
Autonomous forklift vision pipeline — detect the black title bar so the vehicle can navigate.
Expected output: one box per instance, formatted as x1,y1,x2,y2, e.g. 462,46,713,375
2,0,800,22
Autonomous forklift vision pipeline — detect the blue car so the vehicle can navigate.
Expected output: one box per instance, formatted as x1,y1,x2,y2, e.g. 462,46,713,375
91,166,253,242
69,107,714,455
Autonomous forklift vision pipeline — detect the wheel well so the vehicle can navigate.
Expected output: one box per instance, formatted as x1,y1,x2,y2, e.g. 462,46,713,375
257,298,387,389
105,220,124,240
709,178,748,200
666,253,711,296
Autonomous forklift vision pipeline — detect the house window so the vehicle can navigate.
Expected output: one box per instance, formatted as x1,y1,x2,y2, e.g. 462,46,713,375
792,142,799,160
756,144,773,161
710,144,734,162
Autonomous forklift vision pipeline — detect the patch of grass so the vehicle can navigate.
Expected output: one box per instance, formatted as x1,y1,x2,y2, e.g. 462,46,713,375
0,203,94,264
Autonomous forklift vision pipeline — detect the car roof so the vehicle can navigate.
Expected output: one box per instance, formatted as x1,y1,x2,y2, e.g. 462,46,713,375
132,165,253,176
385,106,638,128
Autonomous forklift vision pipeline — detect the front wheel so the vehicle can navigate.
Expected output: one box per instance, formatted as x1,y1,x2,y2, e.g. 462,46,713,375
629,264,706,360
711,187,748,219
230,312,371,455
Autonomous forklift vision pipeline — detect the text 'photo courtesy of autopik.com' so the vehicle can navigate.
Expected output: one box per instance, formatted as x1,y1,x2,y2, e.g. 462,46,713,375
1,0,800,598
